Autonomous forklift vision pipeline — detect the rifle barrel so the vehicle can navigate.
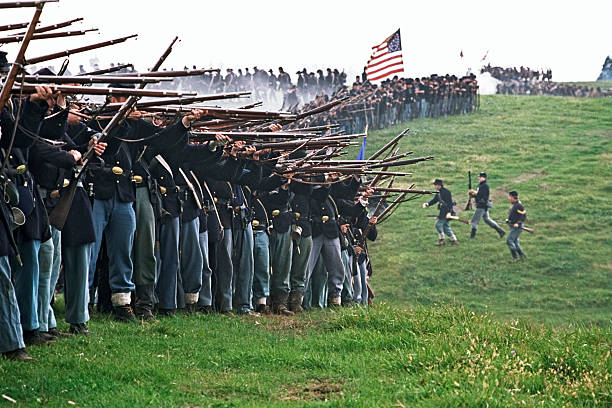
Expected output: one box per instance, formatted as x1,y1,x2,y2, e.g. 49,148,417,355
369,128,409,160
22,75,173,84
0,22,29,32
0,29,97,43
12,84,195,97
109,68,220,78
77,64,133,76
100,92,250,111
26,34,138,65
0,0,57,8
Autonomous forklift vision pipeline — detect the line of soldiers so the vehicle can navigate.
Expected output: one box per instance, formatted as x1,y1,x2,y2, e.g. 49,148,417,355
481,64,553,82
145,66,347,109
287,74,479,134
422,173,528,261
0,80,381,362
495,80,611,98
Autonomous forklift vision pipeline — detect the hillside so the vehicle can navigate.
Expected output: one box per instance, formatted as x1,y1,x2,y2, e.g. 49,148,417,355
0,95,610,407
362,95,612,325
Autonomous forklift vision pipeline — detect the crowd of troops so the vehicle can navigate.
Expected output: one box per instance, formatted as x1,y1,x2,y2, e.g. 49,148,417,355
286,74,479,134
0,70,382,362
482,64,611,98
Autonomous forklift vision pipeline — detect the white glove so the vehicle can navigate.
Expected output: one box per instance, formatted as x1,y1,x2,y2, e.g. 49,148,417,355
422,202,429,209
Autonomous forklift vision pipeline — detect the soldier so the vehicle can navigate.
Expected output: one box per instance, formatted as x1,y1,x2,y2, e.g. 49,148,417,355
423,179,458,246
468,172,505,239
506,191,527,262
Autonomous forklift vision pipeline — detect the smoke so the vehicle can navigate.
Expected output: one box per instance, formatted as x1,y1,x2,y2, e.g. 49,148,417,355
476,72,500,95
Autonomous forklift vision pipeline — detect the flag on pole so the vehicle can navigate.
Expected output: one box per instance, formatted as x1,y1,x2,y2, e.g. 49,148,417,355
460,49,464,58
365,29,404,82
481,50,489,62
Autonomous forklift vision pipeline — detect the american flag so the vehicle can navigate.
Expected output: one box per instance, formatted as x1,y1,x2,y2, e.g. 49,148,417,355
365,29,404,82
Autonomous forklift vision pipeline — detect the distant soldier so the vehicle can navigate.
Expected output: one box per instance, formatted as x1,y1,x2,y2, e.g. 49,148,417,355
506,191,527,262
468,172,505,239
423,179,458,246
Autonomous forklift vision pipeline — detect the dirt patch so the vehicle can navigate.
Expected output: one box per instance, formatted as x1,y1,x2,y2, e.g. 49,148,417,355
279,378,344,401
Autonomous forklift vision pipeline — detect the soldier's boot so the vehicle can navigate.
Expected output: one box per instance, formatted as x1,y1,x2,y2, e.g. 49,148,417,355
510,249,519,262
288,291,304,314
112,293,135,322
134,284,155,321
435,239,445,246
255,297,272,315
327,296,342,308
495,226,506,238
2,348,34,362
184,293,200,314
272,292,294,316
470,228,477,239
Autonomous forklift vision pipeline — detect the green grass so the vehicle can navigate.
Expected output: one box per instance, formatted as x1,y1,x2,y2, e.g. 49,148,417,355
359,95,612,326
1,95,610,407
0,303,610,407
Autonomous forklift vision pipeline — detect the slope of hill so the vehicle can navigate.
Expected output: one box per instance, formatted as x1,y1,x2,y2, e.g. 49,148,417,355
362,95,611,325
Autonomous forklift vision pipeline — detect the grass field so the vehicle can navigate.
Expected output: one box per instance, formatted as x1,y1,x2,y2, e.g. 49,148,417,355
0,95,610,407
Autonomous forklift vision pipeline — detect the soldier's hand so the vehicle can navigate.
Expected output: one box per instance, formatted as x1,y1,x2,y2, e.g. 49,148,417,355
513,223,519,228
268,123,282,132
29,85,55,105
89,136,107,156
355,246,363,255
422,202,429,209
68,149,82,164
369,216,377,225
182,108,207,127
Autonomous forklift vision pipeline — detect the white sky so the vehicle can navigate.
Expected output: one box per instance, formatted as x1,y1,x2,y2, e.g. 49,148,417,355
1,0,611,82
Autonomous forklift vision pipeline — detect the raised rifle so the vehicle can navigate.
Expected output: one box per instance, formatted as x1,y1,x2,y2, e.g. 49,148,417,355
0,0,57,8
25,34,138,65
21,74,173,85
0,22,30,32
12,84,195,98
78,64,134,76
99,92,250,112
109,68,220,78
0,28,98,44
0,2,43,112
464,170,473,210
49,36,178,230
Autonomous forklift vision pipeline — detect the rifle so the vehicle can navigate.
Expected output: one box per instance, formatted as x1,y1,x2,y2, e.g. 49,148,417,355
49,36,178,230
0,28,98,43
77,64,134,76
11,84,195,98
0,2,43,109
29,17,83,33
464,170,472,210
0,0,56,8
370,187,435,194
21,75,173,85
0,22,30,32
109,68,219,78
426,214,471,225
99,92,250,112
505,221,534,233
25,34,138,65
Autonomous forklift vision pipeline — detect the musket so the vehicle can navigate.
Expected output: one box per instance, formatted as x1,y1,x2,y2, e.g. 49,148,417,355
0,22,29,32
464,170,473,211
505,221,534,233
99,92,250,112
29,17,83,33
191,107,295,120
22,75,173,84
238,101,263,110
290,124,340,132
426,213,471,225
78,63,133,76
25,34,138,65
0,28,98,43
370,187,435,194
252,141,351,150
360,176,397,246
109,68,219,78
368,128,409,160
0,2,43,110
49,36,178,230
367,156,434,168
377,192,408,223
12,84,195,98
189,131,318,140
0,0,57,8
